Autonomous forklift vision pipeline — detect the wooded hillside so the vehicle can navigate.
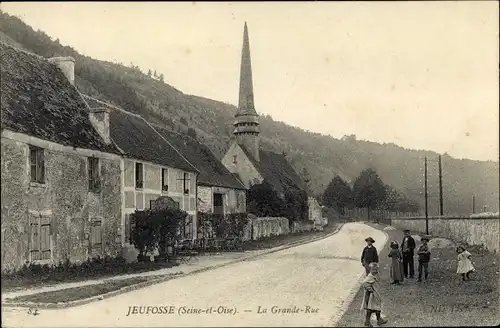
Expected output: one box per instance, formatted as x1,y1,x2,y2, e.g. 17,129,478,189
1,10,498,215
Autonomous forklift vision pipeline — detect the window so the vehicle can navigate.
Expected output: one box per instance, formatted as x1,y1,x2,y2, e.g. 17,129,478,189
29,146,45,183
233,155,237,164
161,168,169,192
29,216,51,261
88,157,100,192
90,219,103,253
183,172,189,195
135,162,143,189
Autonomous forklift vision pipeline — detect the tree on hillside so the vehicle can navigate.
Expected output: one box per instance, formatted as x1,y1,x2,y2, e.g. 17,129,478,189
159,73,164,82
353,168,386,219
322,175,353,215
147,69,152,77
187,127,197,139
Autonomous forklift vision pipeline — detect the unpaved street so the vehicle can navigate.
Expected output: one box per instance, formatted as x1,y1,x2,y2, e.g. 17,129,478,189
2,222,388,327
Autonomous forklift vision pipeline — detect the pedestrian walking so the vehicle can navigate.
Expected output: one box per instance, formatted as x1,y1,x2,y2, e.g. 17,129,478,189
401,229,416,279
456,245,476,281
388,241,404,285
416,235,431,282
361,237,379,276
360,262,388,327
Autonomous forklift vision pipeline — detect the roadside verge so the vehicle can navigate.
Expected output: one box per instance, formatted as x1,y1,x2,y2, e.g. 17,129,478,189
3,223,345,310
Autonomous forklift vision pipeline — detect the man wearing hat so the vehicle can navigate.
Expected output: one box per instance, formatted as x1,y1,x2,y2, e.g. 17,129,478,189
361,237,379,276
401,229,416,279
416,235,432,282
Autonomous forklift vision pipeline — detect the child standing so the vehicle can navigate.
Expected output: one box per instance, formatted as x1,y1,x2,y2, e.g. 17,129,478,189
416,235,431,282
388,241,404,285
360,263,388,327
456,245,475,281
361,237,379,276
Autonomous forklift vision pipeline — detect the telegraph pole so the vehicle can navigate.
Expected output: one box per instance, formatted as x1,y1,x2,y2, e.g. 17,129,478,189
438,155,444,216
424,156,429,235
472,195,476,214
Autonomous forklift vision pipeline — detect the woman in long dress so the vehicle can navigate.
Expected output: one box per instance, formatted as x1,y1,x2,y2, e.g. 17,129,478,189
456,245,475,281
388,241,404,285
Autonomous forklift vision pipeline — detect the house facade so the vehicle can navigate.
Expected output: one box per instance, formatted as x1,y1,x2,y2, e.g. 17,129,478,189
154,126,247,219
1,43,123,272
81,96,200,246
221,23,323,224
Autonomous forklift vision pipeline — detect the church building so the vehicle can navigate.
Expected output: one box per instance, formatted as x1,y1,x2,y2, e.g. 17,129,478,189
221,23,323,226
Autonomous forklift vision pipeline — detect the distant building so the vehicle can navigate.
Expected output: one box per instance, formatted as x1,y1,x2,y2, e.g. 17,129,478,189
153,126,247,219
1,42,123,271
221,23,323,224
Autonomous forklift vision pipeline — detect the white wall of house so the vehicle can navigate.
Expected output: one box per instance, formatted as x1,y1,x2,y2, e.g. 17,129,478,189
121,158,198,246
197,185,246,216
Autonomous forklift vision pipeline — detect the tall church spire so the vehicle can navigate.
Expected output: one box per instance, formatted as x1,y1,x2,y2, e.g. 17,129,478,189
233,22,260,161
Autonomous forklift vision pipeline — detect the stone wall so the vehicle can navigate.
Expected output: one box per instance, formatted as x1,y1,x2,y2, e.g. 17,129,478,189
221,141,263,188
1,136,122,272
292,220,314,233
391,216,500,253
243,217,290,241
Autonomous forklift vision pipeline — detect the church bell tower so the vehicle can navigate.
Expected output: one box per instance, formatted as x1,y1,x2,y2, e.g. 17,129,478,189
233,22,260,162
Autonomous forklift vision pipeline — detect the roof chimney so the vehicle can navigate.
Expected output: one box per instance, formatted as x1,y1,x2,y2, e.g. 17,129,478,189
48,56,75,86
89,107,111,145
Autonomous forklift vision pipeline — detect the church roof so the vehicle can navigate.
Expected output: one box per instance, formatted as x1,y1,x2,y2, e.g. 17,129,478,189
0,42,120,155
82,95,198,173
239,144,311,196
153,126,247,190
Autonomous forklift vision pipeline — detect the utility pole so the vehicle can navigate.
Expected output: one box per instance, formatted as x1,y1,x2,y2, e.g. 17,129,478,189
424,156,429,235
438,155,444,216
472,195,476,214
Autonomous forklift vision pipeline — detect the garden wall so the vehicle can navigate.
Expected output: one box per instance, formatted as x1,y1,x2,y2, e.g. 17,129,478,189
391,216,500,253
243,217,290,241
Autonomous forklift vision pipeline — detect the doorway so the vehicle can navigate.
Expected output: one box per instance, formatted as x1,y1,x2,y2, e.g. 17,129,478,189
213,193,224,215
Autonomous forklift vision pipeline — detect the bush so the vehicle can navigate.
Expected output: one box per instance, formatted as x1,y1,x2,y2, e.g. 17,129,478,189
130,206,187,257
197,212,249,239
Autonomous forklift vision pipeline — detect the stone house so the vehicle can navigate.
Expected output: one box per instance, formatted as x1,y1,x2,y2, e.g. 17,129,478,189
0,42,123,272
221,23,323,225
153,126,247,219
81,95,200,248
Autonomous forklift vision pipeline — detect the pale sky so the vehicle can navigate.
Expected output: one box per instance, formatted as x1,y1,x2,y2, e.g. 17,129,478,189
2,2,499,161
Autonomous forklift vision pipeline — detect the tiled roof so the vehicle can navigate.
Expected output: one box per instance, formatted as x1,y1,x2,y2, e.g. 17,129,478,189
239,144,311,195
82,95,197,173
154,126,246,190
0,42,120,154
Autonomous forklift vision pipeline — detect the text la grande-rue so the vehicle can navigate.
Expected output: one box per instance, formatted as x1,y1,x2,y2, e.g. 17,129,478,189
257,306,319,314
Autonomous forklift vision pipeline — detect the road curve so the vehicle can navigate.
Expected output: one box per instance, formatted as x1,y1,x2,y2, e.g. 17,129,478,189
2,222,388,327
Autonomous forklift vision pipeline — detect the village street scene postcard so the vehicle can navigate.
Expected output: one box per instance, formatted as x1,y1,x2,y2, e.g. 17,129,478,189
0,1,498,327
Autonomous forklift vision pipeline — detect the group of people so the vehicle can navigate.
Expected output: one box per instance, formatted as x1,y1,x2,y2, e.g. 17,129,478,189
358,229,477,327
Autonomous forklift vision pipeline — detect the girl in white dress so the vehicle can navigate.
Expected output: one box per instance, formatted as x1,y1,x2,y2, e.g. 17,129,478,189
456,245,475,281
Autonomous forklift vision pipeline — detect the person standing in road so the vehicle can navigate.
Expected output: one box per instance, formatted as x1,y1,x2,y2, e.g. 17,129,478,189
388,241,404,285
416,235,431,282
360,263,388,327
361,237,379,276
401,229,416,279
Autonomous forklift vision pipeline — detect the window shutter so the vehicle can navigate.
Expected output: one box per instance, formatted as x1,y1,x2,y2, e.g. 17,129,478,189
30,221,40,261
30,149,37,182
40,224,51,260
37,149,45,183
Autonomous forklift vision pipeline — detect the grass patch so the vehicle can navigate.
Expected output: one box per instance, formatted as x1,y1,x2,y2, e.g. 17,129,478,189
1,257,174,292
336,223,500,327
240,222,341,251
6,276,152,304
